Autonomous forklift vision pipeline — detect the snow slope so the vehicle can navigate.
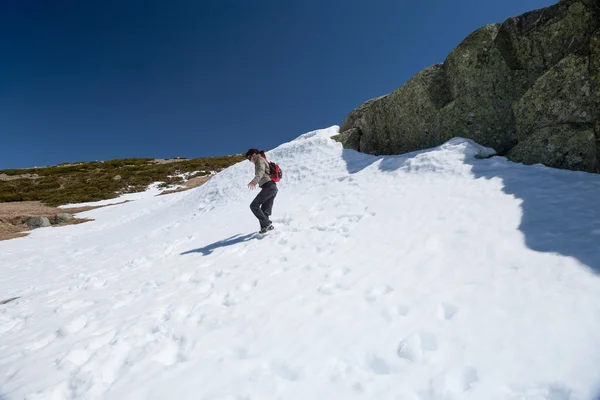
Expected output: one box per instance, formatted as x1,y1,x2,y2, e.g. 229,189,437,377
58,183,165,209
2,126,600,400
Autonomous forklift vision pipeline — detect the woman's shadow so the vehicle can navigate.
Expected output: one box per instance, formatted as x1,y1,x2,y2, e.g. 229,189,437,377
180,233,259,256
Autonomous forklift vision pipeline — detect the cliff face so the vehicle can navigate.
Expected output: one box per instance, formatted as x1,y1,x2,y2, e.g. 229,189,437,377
334,0,600,173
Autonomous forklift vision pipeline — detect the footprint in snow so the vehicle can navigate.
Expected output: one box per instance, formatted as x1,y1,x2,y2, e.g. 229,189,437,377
326,267,351,279
178,272,194,282
25,334,57,353
112,295,135,309
364,285,394,302
160,306,192,323
397,331,438,363
57,315,88,336
271,361,303,381
230,346,249,360
352,382,365,393
195,280,214,294
318,283,346,296
150,335,188,366
0,317,21,335
507,382,573,400
220,292,238,307
238,280,258,292
54,300,95,314
57,347,92,371
438,303,458,321
394,304,411,316
366,353,393,375
211,270,225,279
381,304,410,322
268,266,289,276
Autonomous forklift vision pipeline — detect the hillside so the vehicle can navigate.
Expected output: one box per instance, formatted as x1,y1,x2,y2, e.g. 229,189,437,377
1,126,599,399
0,155,245,206
0,155,244,240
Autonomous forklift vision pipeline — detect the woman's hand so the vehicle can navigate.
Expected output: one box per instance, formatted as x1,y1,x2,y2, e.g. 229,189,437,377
248,182,257,189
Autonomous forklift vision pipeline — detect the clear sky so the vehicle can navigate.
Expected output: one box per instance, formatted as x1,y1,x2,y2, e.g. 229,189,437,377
0,0,556,169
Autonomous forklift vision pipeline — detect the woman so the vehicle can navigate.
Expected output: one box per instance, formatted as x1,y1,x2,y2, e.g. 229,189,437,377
246,148,278,233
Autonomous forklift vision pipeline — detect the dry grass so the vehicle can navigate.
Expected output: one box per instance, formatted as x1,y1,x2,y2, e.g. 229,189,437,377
0,173,39,181
151,158,189,165
0,170,213,241
0,224,29,241
0,201,123,241
0,154,243,206
158,175,212,195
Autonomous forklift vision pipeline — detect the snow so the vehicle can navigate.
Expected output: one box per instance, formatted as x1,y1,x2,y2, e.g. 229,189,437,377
2,125,600,400
59,183,164,209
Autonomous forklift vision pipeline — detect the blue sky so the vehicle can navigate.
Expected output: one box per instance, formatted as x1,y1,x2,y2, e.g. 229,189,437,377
0,0,555,169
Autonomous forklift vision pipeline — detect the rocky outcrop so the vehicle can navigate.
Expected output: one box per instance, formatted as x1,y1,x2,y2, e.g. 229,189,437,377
336,0,600,173
591,29,600,170
508,54,596,170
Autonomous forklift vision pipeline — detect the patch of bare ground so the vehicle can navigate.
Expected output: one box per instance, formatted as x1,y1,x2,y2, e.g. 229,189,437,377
151,158,188,165
0,173,39,181
0,201,127,241
0,172,212,241
158,175,212,195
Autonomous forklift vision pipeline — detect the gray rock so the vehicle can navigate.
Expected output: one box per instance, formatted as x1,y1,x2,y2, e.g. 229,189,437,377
112,175,122,181
494,0,596,79
26,216,51,228
508,126,596,171
439,23,521,154
516,54,593,131
359,64,449,155
337,0,600,173
55,213,73,224
331,128,362,151
340,95,388,133
591,29,600,171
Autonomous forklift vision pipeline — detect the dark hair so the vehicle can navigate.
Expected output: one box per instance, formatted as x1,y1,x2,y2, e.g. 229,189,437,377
245,148,265,160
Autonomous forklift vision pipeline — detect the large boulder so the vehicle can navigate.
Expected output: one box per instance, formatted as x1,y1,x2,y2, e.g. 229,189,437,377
339,95,388,133
508,54,596,170
507,126,596,171
26,216,51,228
359,64,450,155
55,213,73,224
494,0,597,81
439,24,522,154
331,128,362,151
335,0,600,173
591,30,600,169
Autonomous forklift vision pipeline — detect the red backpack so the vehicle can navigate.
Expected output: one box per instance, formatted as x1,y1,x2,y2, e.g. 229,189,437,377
261,155,282,182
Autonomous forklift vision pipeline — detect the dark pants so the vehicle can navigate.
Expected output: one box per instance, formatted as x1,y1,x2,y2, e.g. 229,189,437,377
250,181,278,228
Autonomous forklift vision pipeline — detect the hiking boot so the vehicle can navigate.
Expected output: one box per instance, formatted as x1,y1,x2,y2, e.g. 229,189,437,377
259,224,274,234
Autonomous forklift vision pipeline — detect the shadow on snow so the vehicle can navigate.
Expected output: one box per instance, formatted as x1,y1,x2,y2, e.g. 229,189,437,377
340,145,600,274
180,233,257,256
468,156,600,274
339,147,428,174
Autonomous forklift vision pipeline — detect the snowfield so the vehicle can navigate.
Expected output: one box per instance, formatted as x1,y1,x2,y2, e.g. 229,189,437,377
1,126,600,400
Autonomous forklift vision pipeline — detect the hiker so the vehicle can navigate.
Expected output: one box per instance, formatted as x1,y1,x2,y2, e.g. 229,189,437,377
246,148,278,233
